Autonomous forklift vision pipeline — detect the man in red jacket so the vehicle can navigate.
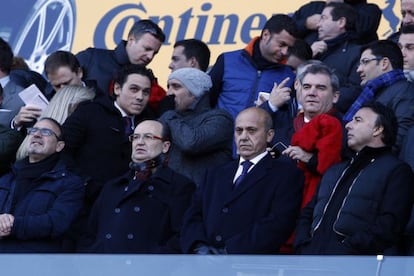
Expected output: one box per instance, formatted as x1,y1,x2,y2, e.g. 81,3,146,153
283,63,343,208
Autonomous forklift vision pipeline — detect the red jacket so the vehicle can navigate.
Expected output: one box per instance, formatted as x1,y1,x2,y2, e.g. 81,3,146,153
291,112,343,208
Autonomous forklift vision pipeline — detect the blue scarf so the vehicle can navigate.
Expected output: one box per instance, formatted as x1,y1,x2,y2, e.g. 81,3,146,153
343,69,406,122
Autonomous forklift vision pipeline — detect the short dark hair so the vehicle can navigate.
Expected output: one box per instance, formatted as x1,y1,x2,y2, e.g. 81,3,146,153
261,14,298,38
360,102,398,147
173,39,211,72
299,63,340,92
0,38,14,74
401,24,414,35
38,117,64,141
361,40,404,70
289,39,312,61
114,64,155,88
128,19,166,43
325,2,357,32
44,51,81,76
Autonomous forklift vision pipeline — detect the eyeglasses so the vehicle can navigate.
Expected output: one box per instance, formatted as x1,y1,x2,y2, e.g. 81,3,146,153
129,133,164,142
359,57,383,66
27,127,61,140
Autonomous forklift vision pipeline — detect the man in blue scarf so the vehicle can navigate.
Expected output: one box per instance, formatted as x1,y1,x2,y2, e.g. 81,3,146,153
345,40,414,155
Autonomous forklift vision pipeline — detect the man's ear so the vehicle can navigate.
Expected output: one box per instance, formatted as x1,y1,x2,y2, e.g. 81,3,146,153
266,129,275,143
261,29,271,40
373,125,384,138
189,57,199,68
338,17,346,30
113,82,122,97
162,141,171,153
77,67,83,79
55,141,65,153
380,57,392,71
332,90,340,104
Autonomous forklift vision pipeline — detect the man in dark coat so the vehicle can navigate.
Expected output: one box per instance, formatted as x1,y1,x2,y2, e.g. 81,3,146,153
388,0,414,43
11,50,102,130
180,107,304,254
295,102,414,255
0,38,25,127
310,2,362,113
0,118,84,253
0,84,24,176
344,40,414,155
292,0,381,45
82,120,195,253
62,65,155,205
76,19,166,112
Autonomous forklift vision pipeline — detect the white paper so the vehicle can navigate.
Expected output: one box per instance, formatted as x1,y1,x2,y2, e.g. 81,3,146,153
18,84,49,111
255,91,270,106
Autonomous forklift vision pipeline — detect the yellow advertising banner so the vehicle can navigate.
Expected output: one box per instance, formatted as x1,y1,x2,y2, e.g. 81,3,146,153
0,0,403,86
73,0,401,86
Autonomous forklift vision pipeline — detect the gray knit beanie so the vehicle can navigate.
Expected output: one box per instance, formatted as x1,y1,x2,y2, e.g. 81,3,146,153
168,68,212,98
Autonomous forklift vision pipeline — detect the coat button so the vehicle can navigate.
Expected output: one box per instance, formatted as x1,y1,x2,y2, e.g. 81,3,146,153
127,234,134,240
114,208,121,213
105,233,112,239
133,206,140,212
222,207,229,213
148,185,154,191
215,235,222,242
124,186,128,192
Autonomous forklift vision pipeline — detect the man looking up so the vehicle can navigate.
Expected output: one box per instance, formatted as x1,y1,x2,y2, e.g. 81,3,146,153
0,118,84,252
295,102,414,255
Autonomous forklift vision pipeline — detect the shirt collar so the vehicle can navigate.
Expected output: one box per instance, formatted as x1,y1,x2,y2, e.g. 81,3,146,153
239,151,268,166
114,101,128,117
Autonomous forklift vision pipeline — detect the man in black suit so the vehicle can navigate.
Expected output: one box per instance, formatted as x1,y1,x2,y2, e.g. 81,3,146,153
180,107,304,254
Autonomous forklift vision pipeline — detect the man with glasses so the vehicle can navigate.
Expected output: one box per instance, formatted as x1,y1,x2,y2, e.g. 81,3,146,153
0,117,84,252
81,120,195,253
159,68,233,186
63,65,155,207
344,40,414,154
76,19,166,113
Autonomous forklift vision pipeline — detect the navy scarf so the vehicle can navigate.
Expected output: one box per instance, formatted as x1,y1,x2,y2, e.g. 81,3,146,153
343,69,406,122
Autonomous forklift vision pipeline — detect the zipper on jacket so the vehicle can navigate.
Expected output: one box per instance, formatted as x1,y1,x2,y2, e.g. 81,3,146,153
333,158,376,237
312,157,355,234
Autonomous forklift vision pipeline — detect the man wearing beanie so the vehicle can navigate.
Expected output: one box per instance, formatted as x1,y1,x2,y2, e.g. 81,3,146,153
159,68,234,186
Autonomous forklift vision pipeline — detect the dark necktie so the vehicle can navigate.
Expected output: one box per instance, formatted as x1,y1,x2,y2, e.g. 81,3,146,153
234,160,253,188
123,116,134,137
